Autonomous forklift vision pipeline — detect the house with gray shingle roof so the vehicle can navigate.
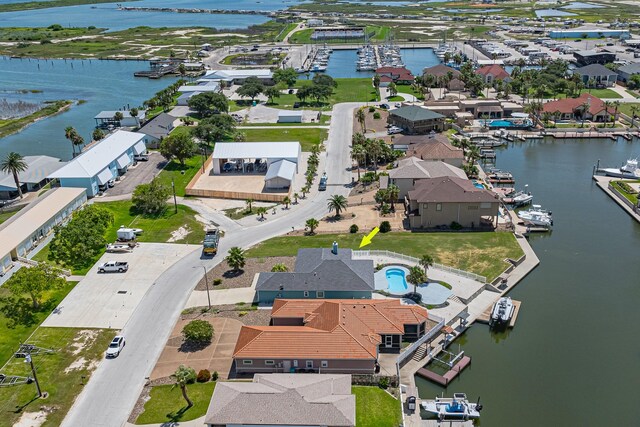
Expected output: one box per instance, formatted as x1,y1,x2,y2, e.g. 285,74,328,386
388,105,446,134
136,113,179,148
204,374,355,427
573,64,618,87
255,247,374,304
617,62,640,83
385,158,467,199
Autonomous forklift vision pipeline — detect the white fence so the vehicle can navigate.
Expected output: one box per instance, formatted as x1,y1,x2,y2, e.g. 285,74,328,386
353,249,486,283
396,313,445,366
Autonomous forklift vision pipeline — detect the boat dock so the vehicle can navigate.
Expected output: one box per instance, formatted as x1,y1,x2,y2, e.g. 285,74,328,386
592,175,640,224
416,355,472,386
476,299,522,327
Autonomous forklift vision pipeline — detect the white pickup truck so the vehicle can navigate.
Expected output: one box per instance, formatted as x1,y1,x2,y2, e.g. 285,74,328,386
98,261,129,273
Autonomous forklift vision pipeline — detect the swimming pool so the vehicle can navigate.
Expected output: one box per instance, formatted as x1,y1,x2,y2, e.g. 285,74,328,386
385,268,409,294
472,180,484,189
489,118,533,129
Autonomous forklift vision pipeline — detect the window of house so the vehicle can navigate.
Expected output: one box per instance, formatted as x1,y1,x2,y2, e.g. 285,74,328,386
317,291,325,298
265,360,275,365
303,291,309,297
480,202,492,209
436,203,442,211
321,361,329,368
242,360,253,365
293,360,298,368
468,205,478,210
306,360,313,368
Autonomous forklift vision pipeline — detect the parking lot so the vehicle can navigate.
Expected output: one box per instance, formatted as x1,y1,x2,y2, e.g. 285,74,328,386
102,152,166,197
43,243,199,329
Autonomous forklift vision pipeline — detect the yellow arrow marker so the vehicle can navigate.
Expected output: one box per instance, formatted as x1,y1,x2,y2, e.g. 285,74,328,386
359,227,380,248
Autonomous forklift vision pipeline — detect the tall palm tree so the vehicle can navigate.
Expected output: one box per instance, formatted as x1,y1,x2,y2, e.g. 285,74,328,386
630,105,639,128
387,184,399,211
256,206,267,220
173,365,196,408
327,195,348,218
419,254,434,278
603,101,613,127
351,143,365,181
245,198,253,213
612,101,621,128
407,265,426,296
356,108,366,133
65,126,78,155
578,101,590,127
283,196,291,209
0,152,28,199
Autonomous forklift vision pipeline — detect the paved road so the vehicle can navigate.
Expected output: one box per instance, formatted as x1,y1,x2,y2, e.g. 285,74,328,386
62,102,362,427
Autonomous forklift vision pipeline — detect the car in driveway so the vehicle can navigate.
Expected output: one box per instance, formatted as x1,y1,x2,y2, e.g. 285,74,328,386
387,126,403,135
106,335,125,358
98,261,129,273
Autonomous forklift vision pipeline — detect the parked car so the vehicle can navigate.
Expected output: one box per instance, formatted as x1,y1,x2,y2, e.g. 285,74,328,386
107,179,116,188
106,336,125,358
380,103,390,109
387,126,403,135
318,173,328,191
98,261,129,273
133,154,149,162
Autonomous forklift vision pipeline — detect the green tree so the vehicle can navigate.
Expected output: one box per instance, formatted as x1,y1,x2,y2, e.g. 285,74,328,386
309,84,333,104
0,152,27,199
226,246,246,271
312,73,337,88
374,189,388,209
173,365,197,408
271,263,289,272
373,74,381,89
406,265,426,295
113,111,124,125
419,254,434,278
327,195,348,218
630,105,639,128
296,85,312,103
256,206,267,220
188,92,228,116
264,86,281,104
64,126,84,156
237,76,264,102
92,128,105,142
193,114,236,143
388,82,397,97
356,108,366,133
273,68,298,87
132,178,170,216
305,217,319,234
0,263,66,311
387,184,399,210
245,198,254,213
160,132,197,166
182,319,214,343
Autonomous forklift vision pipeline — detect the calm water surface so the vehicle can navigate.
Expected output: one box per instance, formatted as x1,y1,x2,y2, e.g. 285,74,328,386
322,48,440,78
416,138,640,426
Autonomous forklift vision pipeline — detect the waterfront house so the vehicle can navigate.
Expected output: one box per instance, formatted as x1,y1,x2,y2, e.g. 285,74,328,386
233,299,431,374
177,81,220,94
542,93,615,122
136,113,178,148
616,62,640,83
475,64,511,85
93,110,146,128
573,64,618,88
204,374,355,427
201,69,274,85
383,158,467,199
0,155,66,200
0,187,86,275
406,177,499,229
48,130,147,197
387,105,446,134
422,64,462,90
395,134,465,167
375,66,415,84
573,50,617,66
255,247,374,304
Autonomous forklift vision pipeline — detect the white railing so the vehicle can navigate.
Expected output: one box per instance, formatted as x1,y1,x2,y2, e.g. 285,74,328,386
353,249,487,283
396,313,445,366
16,256,71,277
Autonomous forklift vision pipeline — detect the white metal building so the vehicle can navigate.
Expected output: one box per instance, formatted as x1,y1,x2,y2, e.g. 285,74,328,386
0,155,66,199
278,110,303,123
0,187,87,275
94,110,146,127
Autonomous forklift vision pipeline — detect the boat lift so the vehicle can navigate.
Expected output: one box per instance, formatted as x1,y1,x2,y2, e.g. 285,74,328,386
430,346,465,369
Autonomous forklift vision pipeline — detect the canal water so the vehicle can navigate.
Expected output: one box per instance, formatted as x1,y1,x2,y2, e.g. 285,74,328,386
0,57,176,160
416,137,640,426
323,48,440,78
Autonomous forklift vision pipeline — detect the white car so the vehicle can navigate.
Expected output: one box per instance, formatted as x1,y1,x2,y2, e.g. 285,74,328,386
106,335,125,358
387,126,403,135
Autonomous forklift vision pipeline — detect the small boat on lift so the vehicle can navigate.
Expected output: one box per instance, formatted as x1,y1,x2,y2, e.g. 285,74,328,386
421,393,483,420
487,170,515,184
490,296,515,326
518,204,553,227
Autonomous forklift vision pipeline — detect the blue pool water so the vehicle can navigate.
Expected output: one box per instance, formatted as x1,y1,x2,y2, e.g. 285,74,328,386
472,181,484,189
490,120,515,128
385,268,408,294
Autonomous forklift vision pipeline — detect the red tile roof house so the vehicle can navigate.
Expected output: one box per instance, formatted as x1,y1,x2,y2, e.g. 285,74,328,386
475,64,512,85
232,299,436,375
542,93,616,123
375,66,415,85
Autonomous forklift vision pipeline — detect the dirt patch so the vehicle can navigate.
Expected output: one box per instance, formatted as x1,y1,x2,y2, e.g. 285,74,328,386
14,410,49,427
64,356,87,374
353,107,390,134
195,256,296,291
167,226,191,242
69,330,98,355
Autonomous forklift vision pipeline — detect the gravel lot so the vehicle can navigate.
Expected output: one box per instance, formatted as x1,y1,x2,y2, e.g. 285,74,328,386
195,256,296,291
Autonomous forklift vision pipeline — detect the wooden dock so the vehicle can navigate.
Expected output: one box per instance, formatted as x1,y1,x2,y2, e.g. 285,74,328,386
416,356,472,386
476,299,521,327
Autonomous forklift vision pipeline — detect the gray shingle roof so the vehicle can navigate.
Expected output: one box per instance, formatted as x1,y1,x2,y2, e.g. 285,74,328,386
574,63,617,76
137,113,176,140
389,158,467,180
256,248,374,292
408,177,498,203
390,105,444,122
618,62,640,75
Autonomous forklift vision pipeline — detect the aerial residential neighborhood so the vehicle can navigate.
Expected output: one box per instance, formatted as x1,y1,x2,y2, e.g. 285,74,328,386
0,1,640,426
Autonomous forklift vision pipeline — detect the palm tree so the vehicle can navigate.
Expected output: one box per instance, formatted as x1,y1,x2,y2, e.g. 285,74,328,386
612,101,620,128
387,184,399,211
419,254,434,278
388,82,397,98
327,195,348,218
113,111,124,126
630,105,639,128
65,126,79,155
301,184,310,198
603,101,613,127
293,193,299,204
587,77,596,93
129,107,140,126
305,217,319,234
283,196,291,209
256,206,267,220
406,265,426,296
245,198,253,213
0,152,28,199
173,365,196,408
465,144,480,166
356,108,366,133
351,143,365,181
92,128,105,142
225,247,246,271
578,101,590,127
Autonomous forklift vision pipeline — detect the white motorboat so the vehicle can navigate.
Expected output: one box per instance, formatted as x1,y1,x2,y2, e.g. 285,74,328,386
106,243,132,253
600,158,640,179
480,148,496,159
421,393,482,420
518,205,552,227
511,190,533,207
487,171,514,184
490,296,515,325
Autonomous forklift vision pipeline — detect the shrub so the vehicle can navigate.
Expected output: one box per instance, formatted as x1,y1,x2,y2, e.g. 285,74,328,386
373,112,381,119
182,319,214,343
238,311,248,317
271,263,289,272
196,369,211,382
378,377,389,389
368,106,375,112
212,371,219,381
350,224,359,233
213,278,222,286
375,263,384,271
380,221,391,233
450,221,463,230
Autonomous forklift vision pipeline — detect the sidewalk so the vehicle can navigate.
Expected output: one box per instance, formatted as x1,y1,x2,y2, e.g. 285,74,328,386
125,416,205,427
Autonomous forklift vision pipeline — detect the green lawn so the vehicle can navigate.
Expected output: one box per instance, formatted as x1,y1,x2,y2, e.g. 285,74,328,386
238,128,327,152
386,96,404,102
268,78,378,111
353,386,402,427
136,382,216,424
396,84,424,100
0,327,114,427
0,208,21,224
156,154,204,197
289,25,388,44
610,180,639,205
617,103,640,118
556,89,622,99
245,232,523,281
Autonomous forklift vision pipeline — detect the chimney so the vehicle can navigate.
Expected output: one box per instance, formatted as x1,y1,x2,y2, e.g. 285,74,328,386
332,241,338,255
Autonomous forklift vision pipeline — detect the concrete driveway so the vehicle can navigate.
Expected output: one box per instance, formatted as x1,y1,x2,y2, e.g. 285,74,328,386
43,243,199,329
106,152,166,197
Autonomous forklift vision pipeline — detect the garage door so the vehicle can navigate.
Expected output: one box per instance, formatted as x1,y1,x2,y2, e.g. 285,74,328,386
96,168,113,185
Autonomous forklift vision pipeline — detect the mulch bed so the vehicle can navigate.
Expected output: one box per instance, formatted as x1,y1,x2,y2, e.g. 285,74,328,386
195,256,296,291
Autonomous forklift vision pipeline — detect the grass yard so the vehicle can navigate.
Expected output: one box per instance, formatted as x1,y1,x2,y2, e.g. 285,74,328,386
610,180,639,205
269,78,378,110
0,327,114,427
238,128,327,151
0,208,21,224
353,386,402,427
156,154,203,197
396,84,424,100
617,102,640,119
245,232,523,281
556,89,622,99
135,382,216,424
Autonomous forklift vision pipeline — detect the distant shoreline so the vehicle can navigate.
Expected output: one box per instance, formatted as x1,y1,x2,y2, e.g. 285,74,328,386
0,99,72,140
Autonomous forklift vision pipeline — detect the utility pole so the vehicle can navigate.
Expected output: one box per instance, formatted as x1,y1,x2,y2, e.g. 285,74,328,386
25,354,42,398
171,179,178,214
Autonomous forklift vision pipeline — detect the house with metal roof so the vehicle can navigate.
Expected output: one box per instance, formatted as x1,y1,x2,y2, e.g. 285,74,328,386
407,177,499,229
0,187,86,275
136,113,178,147
201,69,274,85
93,110,145,128
233,299,433,374
388,105,446,134
0,155,66,200
256,247,374,303
48,130,147,197
204,374,355,427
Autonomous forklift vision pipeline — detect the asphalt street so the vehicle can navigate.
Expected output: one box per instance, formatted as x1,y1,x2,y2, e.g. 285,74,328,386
61,102,362,427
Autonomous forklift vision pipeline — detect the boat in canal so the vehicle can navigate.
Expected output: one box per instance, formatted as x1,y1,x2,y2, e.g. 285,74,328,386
490,296,515,326
511,190,533,207
421,393,482,420
518,205,553,227
600,158,640,179
480,148,497,159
